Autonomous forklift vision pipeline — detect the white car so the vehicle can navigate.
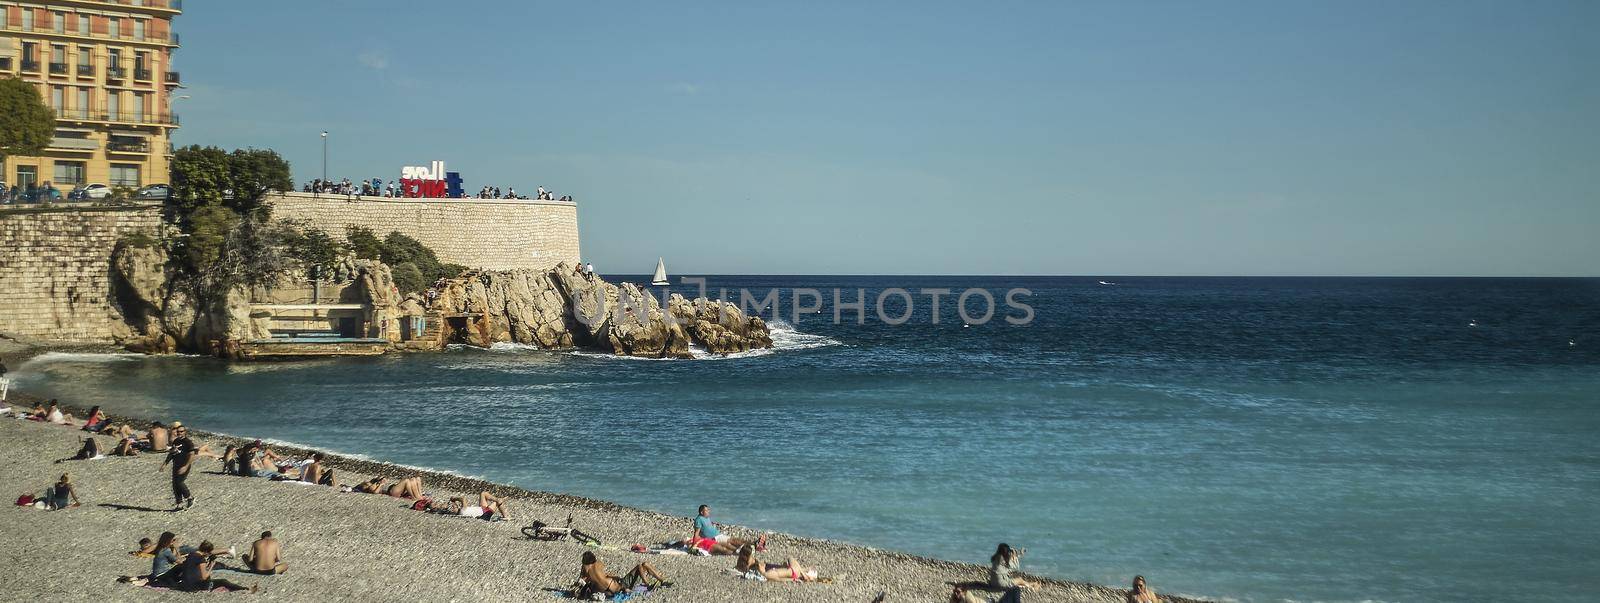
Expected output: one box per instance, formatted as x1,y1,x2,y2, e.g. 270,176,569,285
80,183,112,199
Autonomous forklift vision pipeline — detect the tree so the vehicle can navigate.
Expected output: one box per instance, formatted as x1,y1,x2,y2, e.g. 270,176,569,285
0,77,53,162
346,226,384,260
281,225,345,279
168,145,232,223
226,148,292,218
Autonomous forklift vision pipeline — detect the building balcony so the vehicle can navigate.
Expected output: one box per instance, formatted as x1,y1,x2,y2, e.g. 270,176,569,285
166,71,181,84
50,62,70,75
77,64,95,76
0,58,12,71
54,107,180,126
108,67,127,79
22,60,42,72
135,68,153,80
107,141,151,154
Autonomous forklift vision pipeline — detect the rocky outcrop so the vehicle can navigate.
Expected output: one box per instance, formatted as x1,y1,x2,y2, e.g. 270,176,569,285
433,263,770,359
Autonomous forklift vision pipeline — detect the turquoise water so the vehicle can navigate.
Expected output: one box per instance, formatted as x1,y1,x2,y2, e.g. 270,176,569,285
12,277,1600,602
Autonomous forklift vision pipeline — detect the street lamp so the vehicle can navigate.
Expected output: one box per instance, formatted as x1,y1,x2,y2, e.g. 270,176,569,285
321,131,329,184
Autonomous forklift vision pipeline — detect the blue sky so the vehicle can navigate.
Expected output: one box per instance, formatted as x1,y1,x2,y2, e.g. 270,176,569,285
172,1,1598,276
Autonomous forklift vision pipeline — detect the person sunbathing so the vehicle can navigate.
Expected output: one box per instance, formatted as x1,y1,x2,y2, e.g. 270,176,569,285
353,477,387,494
577,551,668,598
129,537,157,558
681,504,764,555
735,545,823,582
1127,575,1159,603
43,474,81,509
58,437,102,462
423,491,512,520
301,453,335,486
384,476,424,499
112,433,141,456
241,531,288,575
81,406,109,432
41,400,74,425
179,541,256,592
144,421,170,452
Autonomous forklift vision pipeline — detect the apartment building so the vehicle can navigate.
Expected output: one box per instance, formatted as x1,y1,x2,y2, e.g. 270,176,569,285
0,0,181,194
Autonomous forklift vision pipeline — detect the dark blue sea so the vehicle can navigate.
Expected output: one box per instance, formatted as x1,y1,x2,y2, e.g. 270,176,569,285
14,276,1600,602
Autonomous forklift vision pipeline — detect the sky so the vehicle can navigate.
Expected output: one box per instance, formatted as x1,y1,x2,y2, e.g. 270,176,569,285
170,1,1599,276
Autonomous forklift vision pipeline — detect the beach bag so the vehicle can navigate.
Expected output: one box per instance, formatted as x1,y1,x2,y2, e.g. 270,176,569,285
15,494,34,506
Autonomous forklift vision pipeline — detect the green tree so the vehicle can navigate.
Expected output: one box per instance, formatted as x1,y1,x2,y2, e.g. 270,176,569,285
180,204,241,273
282,224,345,279
390,262,426,296
346,226,384,260
0,77,53,162
225,148,292,218
168,145,232,222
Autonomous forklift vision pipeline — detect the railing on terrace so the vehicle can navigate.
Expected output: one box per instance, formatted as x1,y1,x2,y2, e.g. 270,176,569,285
108,67,127,79
50,62,70,75
22,59,41,72
0,58,12,71
54,107,180,126
77,64,95,76
166,71,180,84
107,141,151,153
134,68,153,80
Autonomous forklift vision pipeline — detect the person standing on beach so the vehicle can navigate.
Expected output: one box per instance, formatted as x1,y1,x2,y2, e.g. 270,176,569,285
161,423,198,511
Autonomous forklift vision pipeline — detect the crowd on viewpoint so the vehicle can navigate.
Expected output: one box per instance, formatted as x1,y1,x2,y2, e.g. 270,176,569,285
302,178,573,202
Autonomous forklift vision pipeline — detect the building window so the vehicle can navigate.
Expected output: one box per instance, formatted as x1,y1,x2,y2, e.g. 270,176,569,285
108,91,120,117
22,9,34,30
109,18,120,38
110,164,142,187
51,86,64,109
134,20,146,40
16,166,39,191
52,45,66,63
76,88,89,110
133,94,147,120
78,15,90,35
53,162,87,187
53,12,66,33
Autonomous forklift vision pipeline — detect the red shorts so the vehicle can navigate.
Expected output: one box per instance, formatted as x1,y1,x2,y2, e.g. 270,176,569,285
694,537,716,551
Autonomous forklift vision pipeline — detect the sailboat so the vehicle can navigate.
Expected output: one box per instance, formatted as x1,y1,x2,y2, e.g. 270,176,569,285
651,257,670,286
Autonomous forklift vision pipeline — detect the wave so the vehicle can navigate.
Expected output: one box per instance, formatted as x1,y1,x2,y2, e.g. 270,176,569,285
766,320,843,351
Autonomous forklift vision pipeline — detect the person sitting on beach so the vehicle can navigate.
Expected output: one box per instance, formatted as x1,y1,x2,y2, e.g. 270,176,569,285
734,545,824,582
81,406,109,432
58,436,102,462
178,541,255,592
384,476,424,499
988,543,1038,591
241,531,288,575
148,532,184,585
682,504,762,555
43,474,81,509
39,400,74,425
1127,575,1159,603
576,551,669,598
301,453,335,486
26,402,46,419
145,421,170,452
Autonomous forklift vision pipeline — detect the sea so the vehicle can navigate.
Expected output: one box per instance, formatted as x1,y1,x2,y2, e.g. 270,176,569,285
10,276,1599,603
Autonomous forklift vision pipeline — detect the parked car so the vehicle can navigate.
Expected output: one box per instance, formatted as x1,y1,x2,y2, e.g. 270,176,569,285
134,184,171,200
68,183,112,201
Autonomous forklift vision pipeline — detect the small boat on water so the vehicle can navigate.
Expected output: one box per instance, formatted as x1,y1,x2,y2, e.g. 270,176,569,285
651,258,670,286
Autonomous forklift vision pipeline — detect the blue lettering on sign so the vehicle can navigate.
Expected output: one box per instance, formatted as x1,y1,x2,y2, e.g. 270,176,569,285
445,172,463,198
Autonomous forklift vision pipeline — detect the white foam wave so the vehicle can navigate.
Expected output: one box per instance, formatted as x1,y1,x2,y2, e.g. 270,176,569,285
487,342,543,352
765,320,843,351
26,352,143,364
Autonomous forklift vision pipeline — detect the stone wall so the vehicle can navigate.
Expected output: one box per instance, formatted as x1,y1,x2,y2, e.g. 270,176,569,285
0,205,165,343
268,192,582,271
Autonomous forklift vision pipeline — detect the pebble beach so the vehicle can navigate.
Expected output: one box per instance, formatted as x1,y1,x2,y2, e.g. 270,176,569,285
0,392,1195,602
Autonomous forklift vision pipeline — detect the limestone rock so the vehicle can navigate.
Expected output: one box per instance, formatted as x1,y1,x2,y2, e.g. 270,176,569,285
667,294,774,354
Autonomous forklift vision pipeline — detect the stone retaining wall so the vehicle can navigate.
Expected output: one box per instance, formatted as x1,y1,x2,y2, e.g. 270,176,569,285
269,192,581,271
0,205,165,342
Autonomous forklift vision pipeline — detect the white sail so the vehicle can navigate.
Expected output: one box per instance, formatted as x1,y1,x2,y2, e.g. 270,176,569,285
651,257,669,286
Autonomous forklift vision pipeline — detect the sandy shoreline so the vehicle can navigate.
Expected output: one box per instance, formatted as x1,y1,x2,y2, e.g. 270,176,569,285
0,347,1202,602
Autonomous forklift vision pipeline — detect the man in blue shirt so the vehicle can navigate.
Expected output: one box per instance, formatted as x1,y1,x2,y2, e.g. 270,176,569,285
686,504,763,555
